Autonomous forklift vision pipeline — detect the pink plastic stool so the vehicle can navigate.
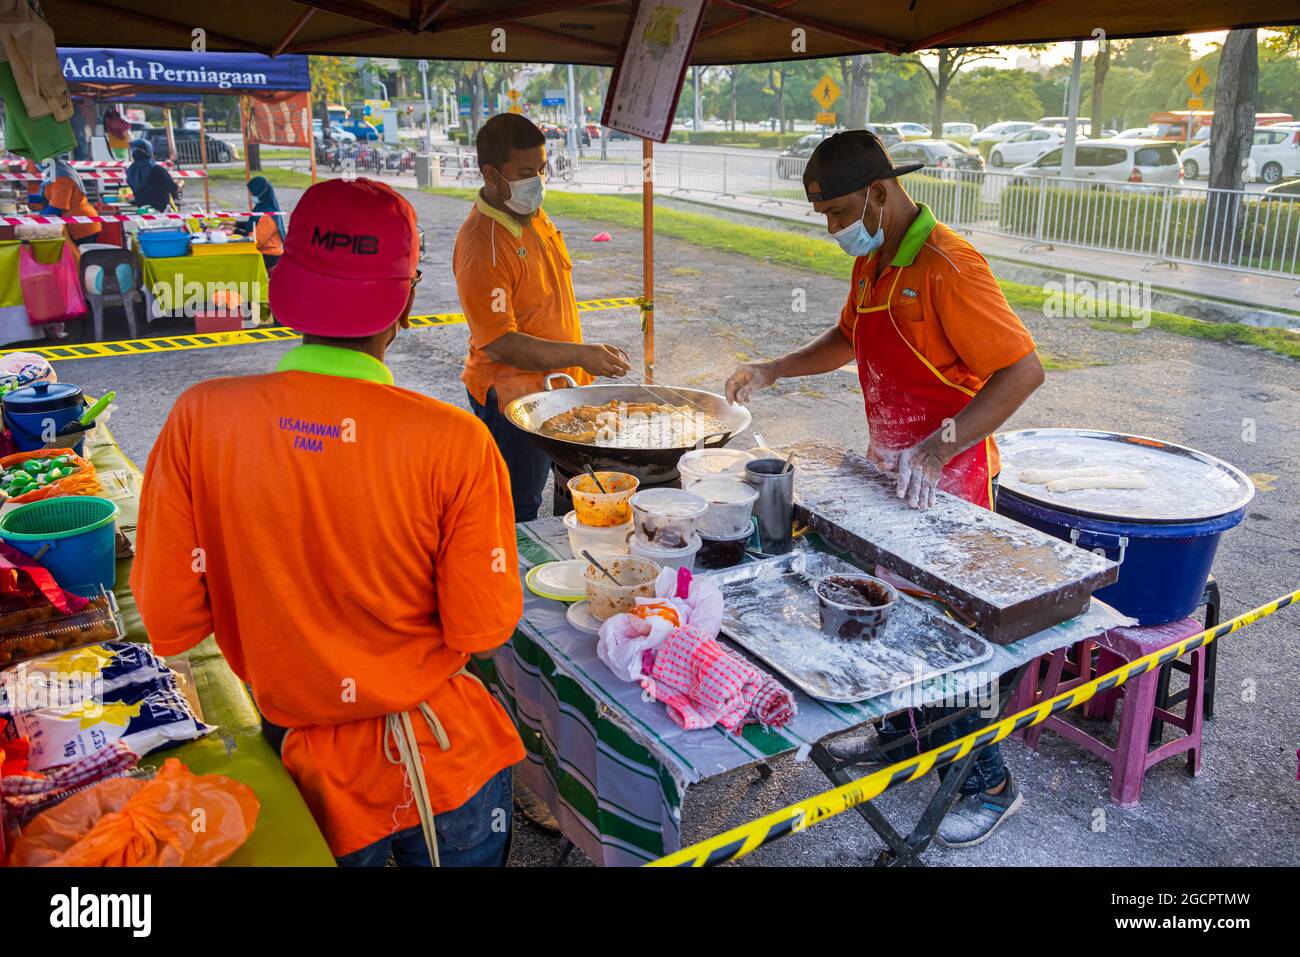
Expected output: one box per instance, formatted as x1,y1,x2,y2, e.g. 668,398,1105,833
1014,616,1206,808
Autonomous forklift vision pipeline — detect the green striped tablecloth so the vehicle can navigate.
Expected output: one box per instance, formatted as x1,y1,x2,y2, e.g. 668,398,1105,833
485,518,1131,866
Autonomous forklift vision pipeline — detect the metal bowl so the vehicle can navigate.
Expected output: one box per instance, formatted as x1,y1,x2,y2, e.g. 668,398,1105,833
504,373,752,486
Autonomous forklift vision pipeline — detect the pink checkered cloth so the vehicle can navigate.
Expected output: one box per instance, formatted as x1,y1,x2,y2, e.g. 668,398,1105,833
2,739,139,815
641,626,796,733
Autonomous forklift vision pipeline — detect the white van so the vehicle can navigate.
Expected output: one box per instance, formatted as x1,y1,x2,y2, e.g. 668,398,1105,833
1011,139,1183,186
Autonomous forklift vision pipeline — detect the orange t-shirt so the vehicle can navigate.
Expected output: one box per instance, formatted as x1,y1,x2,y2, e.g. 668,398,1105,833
837,208,1036,475
454,195,590,410
131,344,525,857
45,177,102,242
253,214,283,257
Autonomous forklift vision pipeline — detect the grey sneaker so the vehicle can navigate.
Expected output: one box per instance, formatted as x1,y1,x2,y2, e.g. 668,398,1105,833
935,771,1023,848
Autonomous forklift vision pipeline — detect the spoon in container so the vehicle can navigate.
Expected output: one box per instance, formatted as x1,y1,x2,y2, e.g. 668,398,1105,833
582,549,622,585
582,465,608,494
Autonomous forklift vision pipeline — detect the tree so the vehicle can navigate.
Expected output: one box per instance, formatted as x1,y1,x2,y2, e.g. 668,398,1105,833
951,68,1043,128
838,54,872,128
1203,29,1258,264
308,55,356,133
911,46,1002,133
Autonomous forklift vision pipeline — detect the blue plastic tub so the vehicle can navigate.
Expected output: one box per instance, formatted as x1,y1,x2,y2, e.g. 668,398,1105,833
0,496,120,590
138,228,191,258
997,491,1247,625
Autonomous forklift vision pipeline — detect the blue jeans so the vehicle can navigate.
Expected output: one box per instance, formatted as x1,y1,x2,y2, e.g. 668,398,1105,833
335,767,514,867
468,387,550,523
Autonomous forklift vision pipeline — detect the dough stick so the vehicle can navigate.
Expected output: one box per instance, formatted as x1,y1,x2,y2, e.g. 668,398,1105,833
1046,473,1149,492
1018,465,1110,485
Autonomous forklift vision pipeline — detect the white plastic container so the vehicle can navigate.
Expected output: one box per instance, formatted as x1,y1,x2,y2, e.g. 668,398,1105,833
563,510,632,559
629,531,701,573
689,477,760,536
677,447,756,488
630,488,708,549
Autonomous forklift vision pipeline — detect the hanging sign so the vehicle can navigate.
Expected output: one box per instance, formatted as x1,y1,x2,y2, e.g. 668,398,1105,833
601,0,708,142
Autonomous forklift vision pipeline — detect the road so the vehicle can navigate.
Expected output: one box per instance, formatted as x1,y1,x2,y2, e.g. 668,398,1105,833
72,179,1300,868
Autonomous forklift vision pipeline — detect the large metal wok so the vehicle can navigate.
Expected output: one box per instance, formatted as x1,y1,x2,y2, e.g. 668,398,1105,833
504,373,752,485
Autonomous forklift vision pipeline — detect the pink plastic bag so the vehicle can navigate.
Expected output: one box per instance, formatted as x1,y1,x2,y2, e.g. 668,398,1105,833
19,242,86,325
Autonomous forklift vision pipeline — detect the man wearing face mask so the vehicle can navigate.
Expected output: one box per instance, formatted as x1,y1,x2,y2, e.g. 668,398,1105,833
725,131,1044,849
726,130,1043,513
454,113,631,522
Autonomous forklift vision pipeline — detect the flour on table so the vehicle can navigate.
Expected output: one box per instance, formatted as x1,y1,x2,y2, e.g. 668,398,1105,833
1018,466,1110,484
1045,473,1149,492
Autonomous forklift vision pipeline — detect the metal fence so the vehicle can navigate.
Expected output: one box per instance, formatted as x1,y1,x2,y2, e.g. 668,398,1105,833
550,147,1300,281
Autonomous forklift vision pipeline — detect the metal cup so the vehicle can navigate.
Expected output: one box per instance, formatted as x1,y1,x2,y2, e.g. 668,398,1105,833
745,457,794,554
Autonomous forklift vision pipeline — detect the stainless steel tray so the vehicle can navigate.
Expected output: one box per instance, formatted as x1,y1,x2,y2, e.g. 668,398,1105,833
705,551,994,703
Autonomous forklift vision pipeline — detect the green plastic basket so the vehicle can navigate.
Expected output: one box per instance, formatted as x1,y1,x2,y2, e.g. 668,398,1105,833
0,496,121,590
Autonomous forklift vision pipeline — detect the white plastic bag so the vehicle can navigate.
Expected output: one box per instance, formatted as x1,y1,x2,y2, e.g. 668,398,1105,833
596,567,725,682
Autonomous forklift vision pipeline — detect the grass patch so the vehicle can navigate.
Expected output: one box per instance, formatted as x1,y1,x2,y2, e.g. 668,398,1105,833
426,187,1300,362
208,167,316,189
1038,352,1108,372
671,266,702,276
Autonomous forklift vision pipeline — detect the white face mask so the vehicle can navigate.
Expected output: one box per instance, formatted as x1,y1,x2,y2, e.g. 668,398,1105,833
503,174,544,215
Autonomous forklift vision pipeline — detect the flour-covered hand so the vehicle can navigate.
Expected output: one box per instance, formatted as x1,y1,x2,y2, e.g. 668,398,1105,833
895,440,946,511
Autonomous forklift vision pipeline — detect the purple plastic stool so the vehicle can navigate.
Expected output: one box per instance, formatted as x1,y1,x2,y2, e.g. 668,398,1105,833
1013,616,1206,808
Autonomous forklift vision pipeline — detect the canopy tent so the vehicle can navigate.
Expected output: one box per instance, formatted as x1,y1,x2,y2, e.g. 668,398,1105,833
36,1,1293,379
38,2,1298,64
57,48,314,206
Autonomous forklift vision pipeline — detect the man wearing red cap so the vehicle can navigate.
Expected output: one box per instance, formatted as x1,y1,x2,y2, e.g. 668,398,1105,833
454,113,631,521
133,178,525,866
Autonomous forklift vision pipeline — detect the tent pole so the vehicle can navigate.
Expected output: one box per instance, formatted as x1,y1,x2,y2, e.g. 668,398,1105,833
238,96,252,185
163,107,178,170
642,136,654,383
305,94,318,184
198,100,211,211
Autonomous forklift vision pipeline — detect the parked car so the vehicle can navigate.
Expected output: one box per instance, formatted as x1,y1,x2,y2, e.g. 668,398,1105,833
313,119,357,143
988,127,1063,167
1180,126,1300,183
970,121,1034,149
865,123,902,148
1010,139,1182,186
776,131,832,178
144,127,237,164
1036,116,1093,131
891,121,931,140
890,139,985,171
541,123,591,147
340,121,380,141
1114,126,1159,140
603,126,631,141
941,122,978,146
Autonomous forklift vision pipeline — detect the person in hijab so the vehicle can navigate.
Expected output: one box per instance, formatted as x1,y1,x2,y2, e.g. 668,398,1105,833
239,175,285,270
103,109,131,159
126,138,178,212
31,157,101,245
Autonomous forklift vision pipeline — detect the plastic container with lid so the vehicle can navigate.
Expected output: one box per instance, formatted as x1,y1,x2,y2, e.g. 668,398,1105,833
697,524,754,570
629,531,701,573
2,381,85,454
563,509,632,559
629,488,708,549
690,477,759,536
677,447,755,488
567,471,639,527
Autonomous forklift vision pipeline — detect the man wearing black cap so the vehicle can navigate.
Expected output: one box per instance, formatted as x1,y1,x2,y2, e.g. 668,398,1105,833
725,130,1045,848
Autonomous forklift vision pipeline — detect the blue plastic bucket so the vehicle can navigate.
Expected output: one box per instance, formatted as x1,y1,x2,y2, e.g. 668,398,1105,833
2,381,85,455
997,491,1246,625
138,228,191,258
0,496,120,590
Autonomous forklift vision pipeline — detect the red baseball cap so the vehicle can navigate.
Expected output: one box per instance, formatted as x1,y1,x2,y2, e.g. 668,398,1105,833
269,178,419,338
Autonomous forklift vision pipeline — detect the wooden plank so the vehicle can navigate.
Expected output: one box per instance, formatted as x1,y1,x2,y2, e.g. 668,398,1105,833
790,442,1120,644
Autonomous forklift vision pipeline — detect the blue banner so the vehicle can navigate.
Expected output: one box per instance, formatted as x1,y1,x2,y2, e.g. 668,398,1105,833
59,48,311,93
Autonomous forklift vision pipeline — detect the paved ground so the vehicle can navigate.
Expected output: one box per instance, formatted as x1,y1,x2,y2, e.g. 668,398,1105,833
66,180,1299,867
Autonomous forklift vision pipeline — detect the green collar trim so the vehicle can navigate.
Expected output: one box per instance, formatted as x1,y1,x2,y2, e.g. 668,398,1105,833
891,203,937,267
276,344,394,385
475,193,525,239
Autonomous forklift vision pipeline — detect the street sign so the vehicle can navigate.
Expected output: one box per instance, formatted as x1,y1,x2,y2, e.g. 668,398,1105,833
812,74,841,111
542,88,565,107
509,104,522,114
816,111,837,126
507,88,520,101
1187,97,1204,110
1187,66,1210,96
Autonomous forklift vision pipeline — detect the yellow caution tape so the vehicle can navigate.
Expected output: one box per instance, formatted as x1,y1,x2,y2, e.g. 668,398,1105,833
2,297,640,363
647,586,1300,867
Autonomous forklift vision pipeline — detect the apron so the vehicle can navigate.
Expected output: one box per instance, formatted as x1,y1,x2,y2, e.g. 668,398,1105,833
852,267,993,509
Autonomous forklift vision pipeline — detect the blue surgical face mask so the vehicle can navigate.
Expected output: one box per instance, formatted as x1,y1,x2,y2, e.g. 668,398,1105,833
831,199,884,257
504,174,545,215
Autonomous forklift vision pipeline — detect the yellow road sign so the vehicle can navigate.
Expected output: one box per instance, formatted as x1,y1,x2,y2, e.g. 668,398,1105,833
812,74,841,111
1187,66,1210,95
1187,97,1204,111
507,88,520,101
816,111,837,126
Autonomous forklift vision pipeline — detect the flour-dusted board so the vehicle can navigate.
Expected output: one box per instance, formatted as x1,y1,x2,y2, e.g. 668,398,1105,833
789,442,1120,643
707,551,994,703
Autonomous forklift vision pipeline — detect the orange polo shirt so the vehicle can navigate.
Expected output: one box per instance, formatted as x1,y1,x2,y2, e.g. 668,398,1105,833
131,344,525,857
837,204,1036,475
253,214,283,257
454,194,590,411
45,176,102,242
